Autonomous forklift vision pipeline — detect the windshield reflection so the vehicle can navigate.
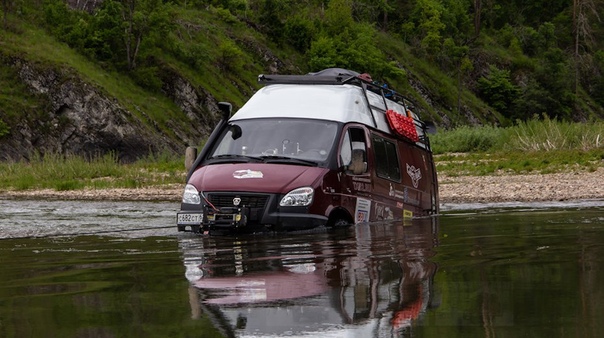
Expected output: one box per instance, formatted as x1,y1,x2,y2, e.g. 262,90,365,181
179,218,439,337
210,118,339,163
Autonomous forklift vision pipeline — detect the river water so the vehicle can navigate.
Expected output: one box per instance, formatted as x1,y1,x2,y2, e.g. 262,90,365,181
1,199,603,337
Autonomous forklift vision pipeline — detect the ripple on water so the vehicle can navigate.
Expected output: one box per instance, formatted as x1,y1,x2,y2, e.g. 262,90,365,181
0,199,179,239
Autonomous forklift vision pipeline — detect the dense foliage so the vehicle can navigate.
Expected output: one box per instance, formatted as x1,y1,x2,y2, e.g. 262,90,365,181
1,0,604,132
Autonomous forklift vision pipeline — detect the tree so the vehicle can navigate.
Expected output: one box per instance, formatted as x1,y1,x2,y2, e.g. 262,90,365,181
407,0,446,57
477,65,520,118
573,0,601,96
283,15,315,53
121,0,146,69
308,0,391,76
2,0,10,29
256,0,289,43
115,0,173,70
473,0,482,37
351,0,393,30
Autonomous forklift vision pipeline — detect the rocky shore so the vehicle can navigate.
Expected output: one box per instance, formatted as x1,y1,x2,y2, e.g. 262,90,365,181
438,167,604,203
1,167,603,204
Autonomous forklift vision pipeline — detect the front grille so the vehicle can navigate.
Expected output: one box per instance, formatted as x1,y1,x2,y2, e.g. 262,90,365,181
207,193,269,208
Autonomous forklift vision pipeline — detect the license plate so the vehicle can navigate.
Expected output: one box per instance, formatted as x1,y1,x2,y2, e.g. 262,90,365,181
177,213,203,225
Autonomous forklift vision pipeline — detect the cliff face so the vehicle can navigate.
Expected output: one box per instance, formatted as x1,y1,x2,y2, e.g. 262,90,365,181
0,58,219,162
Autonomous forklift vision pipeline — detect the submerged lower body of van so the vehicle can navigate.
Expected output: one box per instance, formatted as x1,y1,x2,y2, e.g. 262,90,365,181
176,162,438,235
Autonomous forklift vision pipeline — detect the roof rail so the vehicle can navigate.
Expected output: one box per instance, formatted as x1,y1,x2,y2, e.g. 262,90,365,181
258,71,416,111
258,74,358,86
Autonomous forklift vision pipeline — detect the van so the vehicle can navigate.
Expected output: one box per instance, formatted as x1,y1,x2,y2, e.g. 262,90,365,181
177,68,439,234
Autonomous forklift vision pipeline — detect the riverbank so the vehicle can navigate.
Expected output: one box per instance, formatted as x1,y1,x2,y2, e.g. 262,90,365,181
1,167,603,204
438,167,604,203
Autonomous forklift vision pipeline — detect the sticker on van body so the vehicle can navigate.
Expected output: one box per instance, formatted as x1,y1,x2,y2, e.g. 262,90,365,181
233,169,264,179
355,198,371,223
406,164,422,188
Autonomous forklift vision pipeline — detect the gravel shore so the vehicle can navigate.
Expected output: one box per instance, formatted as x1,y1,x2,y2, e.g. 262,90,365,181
438,167,604,203
1,167,603,204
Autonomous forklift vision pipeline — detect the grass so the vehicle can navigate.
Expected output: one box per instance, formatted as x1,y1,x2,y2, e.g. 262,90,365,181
431,116,604,154
431,117,604,176
0,152,186,191
435,150,603,176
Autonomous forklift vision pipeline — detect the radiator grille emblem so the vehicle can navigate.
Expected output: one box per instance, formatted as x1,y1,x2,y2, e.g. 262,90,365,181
233,197,241,206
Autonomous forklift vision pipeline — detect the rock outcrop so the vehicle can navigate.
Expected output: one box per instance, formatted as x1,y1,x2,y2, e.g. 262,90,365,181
0,57,218,162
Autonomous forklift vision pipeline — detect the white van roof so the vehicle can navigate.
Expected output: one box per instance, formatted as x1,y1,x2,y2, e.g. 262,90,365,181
230,84,376,125
230,70,430,149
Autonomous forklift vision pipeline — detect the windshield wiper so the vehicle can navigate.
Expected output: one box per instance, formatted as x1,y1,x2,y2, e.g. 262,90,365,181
259,155,318,166
208,154,263,163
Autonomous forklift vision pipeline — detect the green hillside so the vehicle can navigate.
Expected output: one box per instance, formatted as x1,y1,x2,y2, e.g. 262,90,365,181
1,0,603,161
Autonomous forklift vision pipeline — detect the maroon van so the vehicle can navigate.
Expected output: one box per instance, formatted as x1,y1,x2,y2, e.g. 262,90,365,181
177,68,439,234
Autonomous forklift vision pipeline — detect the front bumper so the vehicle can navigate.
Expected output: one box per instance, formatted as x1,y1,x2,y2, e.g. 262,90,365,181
176,192,327,233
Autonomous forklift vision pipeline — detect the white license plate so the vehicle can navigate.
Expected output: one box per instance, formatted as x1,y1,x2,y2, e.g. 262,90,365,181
177,213,203,225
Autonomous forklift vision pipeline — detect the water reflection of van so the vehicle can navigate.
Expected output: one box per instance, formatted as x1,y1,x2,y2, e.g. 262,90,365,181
177,68,438,234
181,218,439,337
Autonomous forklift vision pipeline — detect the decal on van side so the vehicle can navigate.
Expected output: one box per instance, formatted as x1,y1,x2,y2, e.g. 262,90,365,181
355,198,371,223
352,176,372,192
406,164,422,188
403,187,421,206
233,169,264,179
389,183,407,201
375,204,394,220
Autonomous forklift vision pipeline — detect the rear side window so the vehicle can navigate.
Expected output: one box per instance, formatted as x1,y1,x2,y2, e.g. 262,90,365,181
372,135,401,181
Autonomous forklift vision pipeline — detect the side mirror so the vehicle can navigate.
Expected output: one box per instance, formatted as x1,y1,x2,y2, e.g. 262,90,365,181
218,102,232,120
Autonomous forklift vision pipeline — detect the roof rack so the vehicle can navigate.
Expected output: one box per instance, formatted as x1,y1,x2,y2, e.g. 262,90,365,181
258,74,356,85
258,71,417,113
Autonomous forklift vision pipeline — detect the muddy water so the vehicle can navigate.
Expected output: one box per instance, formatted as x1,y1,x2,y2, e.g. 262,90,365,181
1,199,604,337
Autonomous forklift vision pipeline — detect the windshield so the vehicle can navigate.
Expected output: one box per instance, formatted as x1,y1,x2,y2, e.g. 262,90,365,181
209,118,339,164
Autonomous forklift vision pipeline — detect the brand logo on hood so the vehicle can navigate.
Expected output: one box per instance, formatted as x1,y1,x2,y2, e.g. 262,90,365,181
406,164,422,188
233,169,264,179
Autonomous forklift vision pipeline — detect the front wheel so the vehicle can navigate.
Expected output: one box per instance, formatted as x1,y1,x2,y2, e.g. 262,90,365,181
332,218,350,227
327,210,352,228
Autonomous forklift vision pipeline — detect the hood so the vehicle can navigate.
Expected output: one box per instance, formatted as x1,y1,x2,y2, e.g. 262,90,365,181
188,163,329,194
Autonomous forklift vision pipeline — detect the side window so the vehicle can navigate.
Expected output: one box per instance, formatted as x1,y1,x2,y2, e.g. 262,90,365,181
340,127,367,174
372,135,401,181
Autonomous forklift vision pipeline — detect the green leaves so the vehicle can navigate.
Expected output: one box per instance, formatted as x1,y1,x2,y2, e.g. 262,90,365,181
477,65,520,117
217,40,245,72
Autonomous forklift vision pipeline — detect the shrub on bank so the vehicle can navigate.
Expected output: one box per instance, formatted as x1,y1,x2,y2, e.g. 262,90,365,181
431,117,604,154
0,151,185,191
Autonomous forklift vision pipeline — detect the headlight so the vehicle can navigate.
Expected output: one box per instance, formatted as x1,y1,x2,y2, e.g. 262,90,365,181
182,184,201,204
279,187,314,207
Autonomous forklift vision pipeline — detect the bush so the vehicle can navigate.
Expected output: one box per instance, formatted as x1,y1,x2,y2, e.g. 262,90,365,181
283,16,315,53
477,65,520,117
130,66,163,92
431,117,604,155
510,116,604,151
217,40,244,72
431,125,501,154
